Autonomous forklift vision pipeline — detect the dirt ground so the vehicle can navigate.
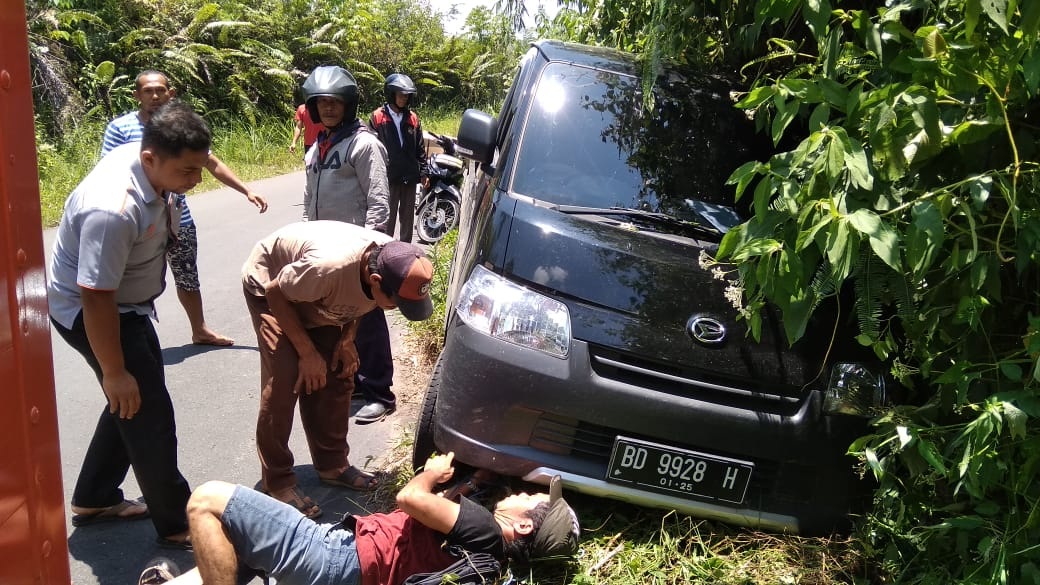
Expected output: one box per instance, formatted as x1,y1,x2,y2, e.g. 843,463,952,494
376,331,436,471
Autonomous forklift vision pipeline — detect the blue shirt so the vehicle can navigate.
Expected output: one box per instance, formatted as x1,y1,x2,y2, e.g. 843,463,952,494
101,111,194,226
101,111,144,155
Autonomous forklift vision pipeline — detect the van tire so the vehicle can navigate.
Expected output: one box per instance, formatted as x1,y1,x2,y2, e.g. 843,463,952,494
411,356,442,471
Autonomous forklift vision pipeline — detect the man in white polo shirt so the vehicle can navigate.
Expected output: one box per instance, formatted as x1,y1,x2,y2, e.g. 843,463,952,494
48,100,208,551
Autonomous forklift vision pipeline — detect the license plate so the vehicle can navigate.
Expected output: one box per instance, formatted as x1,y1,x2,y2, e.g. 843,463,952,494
606,436,753,504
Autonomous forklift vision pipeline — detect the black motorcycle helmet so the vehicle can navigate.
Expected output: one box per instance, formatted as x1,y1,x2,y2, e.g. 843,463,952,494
384,73,417,108
303,65,359,125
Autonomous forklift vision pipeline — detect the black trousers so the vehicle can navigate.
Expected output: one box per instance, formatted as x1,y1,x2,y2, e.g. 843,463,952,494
51,311,191,537
353,309,395,407
387,181,417,243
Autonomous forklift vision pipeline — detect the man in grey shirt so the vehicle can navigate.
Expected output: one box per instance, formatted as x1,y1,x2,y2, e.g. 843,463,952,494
48,101,208,550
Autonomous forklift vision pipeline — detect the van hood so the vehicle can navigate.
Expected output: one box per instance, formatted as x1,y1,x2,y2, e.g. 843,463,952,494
495,201,836,398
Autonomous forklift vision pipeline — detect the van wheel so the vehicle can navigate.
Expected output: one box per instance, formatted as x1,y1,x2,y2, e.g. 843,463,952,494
411,356,443,471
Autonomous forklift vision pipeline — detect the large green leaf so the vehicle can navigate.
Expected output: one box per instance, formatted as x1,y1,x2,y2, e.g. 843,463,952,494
836,128,872,190
735,85,777,108
824,219,854,280
922,28,947,59
825,131,844,187
803,0,832,42
981,0,1009,35
730,238,782,262
771,93,797,146
94,61,116,85
1022,0,1040,37
907,200,944,276
847,209,900,270
948,120,1003,146
796,206,832,251
1023,48,1040,96
965,0,982,38
726,160,761,201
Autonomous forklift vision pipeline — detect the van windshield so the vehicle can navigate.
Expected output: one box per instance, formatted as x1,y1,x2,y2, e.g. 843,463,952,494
510,62,764,230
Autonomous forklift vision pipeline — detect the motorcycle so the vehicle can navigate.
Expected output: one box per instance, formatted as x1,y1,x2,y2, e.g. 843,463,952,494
416,133,464,244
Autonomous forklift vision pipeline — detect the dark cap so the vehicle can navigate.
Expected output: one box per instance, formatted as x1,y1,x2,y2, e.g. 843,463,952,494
376,241,434,321
530,475,580,559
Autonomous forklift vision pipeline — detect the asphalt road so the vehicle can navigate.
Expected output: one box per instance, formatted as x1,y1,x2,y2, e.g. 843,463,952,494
46,171,416,584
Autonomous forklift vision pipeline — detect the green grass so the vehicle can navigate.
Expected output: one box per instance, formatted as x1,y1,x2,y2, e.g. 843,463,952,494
36,118,108,227
194,117,302,195
552,504,866,585
407,228,458,361
379,405,867,585
37,107,471,227
417,102,476,137
36,116,299,227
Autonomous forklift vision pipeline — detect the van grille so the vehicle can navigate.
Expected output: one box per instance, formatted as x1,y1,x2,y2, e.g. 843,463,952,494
588,345,807,414
529,414,813,506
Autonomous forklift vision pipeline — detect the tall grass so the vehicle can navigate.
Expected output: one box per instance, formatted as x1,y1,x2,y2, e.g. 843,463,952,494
408,229,458,361
36,117,108,227
550,501,867,584
36,107,475,228
36,115,302,227
194,117,301,194
414,101,496,137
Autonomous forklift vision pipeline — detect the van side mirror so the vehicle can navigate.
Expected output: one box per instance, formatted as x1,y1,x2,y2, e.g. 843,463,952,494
455,109,497,166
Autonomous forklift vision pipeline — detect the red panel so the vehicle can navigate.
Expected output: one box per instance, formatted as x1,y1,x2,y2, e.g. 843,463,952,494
0,0,73,582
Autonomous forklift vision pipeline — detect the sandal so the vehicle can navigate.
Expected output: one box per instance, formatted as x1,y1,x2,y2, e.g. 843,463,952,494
319,465,380,492
71,498,149,527
138,557,181,585
269,486,323,520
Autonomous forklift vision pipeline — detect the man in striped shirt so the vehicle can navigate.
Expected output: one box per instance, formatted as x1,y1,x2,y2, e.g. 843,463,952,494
102,70,269,346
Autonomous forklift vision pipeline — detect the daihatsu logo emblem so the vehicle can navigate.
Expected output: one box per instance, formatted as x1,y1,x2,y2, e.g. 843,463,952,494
687,316,726,346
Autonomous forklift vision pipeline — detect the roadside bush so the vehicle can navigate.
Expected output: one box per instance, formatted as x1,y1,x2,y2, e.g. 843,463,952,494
408,228,457,363
710,3,1040,582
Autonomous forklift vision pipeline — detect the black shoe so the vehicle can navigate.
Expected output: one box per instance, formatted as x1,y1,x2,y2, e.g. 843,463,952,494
355,402,395,424
138,557,181,585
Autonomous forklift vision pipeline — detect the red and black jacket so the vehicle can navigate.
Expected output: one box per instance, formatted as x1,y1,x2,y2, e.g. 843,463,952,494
368,105,428,185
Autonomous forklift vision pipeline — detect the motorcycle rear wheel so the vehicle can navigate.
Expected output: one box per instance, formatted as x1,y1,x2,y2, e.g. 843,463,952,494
416,197,460,243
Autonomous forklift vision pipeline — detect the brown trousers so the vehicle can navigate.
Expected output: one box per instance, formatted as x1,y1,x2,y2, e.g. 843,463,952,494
245,291,354,493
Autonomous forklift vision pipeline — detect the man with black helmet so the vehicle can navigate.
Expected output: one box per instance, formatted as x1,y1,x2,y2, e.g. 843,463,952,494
301,65,390,228
301,66,399,426
369,73,428,244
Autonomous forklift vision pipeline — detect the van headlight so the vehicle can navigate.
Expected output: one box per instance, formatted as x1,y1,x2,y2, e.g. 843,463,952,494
456,265,571,358
823,362,886,416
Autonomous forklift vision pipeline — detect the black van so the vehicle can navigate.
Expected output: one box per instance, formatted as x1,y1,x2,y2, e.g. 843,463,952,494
413,40,885,533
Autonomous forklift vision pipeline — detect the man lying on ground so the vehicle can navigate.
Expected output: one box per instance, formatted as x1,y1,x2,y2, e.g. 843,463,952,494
138,453,580,585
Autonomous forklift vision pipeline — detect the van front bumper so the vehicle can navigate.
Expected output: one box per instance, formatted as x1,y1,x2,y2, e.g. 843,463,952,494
431,320,870,534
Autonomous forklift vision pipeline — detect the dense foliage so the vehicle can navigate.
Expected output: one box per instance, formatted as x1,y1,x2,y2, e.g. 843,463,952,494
26,0,538,139
567,0,1040,582
28,0,1040,581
